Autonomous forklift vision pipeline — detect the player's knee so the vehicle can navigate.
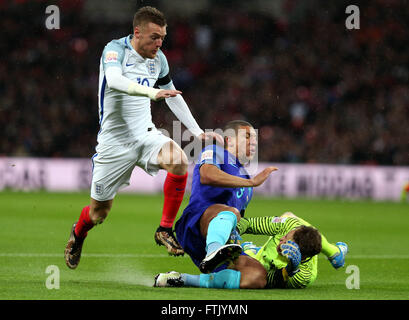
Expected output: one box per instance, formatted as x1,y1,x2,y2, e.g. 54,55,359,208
166,151,188,175
176,151,189,169
234,256,267,289
170,160,188,175
159,142,188,174
240,267,267,289
253,269,268,288
219,207,241,225
212,207,240,225
227,207,241,223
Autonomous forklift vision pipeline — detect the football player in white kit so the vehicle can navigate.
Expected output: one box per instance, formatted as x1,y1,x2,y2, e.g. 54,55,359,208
65,6,222,269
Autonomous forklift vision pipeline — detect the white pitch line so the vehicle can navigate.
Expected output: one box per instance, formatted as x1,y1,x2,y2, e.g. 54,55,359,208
342,255,409,259
0,253,172,258
0,253,408,259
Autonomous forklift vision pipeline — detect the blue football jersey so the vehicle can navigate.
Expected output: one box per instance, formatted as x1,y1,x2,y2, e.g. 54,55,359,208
175,144,254,268
184,144,253,216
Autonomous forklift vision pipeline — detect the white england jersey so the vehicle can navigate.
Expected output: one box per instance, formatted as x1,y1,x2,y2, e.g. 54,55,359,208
97,35,170,145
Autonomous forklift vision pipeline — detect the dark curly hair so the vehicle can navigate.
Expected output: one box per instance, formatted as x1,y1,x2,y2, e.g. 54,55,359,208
292,225,322,261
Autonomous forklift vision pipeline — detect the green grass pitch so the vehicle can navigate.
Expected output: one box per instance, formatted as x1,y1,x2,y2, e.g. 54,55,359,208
0,191,408,300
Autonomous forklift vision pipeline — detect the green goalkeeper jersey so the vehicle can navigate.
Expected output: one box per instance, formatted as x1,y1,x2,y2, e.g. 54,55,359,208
237,216,318,289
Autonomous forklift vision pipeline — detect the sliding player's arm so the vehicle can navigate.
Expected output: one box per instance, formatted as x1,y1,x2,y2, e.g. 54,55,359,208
200,164,253,188
200,164,277,188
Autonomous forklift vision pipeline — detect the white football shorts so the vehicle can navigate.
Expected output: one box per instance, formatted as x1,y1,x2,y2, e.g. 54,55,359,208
90,128,172,201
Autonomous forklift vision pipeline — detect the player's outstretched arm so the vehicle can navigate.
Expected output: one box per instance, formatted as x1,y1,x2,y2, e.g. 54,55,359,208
105,66,181,101
200,164,277,188
200,164,253,187
154,89,182,100
159,82,204,137
250,166,278,187
163,90,224,144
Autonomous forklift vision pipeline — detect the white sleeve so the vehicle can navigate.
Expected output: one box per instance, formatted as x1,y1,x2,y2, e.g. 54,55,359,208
105,67,160,100
105,66,132,92
163,82,204,137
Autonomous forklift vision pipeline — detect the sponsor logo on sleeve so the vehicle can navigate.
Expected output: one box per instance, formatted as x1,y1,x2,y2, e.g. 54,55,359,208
200,150,214,162
104,51,119,63
272,217,288,223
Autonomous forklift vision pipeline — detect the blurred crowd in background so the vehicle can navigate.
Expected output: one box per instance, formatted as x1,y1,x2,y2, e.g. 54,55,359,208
1,0,408,165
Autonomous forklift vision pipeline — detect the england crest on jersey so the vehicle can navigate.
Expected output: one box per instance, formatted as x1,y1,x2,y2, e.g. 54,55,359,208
147,60,156,76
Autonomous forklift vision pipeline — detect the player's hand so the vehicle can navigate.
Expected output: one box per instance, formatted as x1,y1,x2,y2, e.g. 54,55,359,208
155,89,182,101
197,131,224,145
281,240,301,277
250,166,278,187
241,241,261,255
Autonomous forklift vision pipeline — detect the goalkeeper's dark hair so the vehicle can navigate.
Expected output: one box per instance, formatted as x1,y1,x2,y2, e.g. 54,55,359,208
133,6,167,29
223,120,253,148
293,226,322,261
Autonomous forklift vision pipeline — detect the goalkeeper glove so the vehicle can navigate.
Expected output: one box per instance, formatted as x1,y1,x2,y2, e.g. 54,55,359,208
241,241,261,255
280,240,301,277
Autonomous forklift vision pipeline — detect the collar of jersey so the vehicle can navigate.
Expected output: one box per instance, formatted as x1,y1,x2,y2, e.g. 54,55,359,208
125,35,147,63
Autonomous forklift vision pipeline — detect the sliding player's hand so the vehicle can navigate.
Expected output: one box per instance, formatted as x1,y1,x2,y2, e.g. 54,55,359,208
250,166,278,187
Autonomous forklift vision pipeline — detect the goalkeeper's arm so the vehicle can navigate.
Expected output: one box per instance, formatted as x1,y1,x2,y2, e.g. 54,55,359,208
266,264,313,289
265,241,310,289
236,216,301,236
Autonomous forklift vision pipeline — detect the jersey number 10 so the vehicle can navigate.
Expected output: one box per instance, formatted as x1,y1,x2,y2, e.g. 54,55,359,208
136,77,150,87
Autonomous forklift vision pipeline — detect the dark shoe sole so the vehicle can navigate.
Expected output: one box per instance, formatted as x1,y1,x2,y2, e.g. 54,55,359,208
199,244,242,274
